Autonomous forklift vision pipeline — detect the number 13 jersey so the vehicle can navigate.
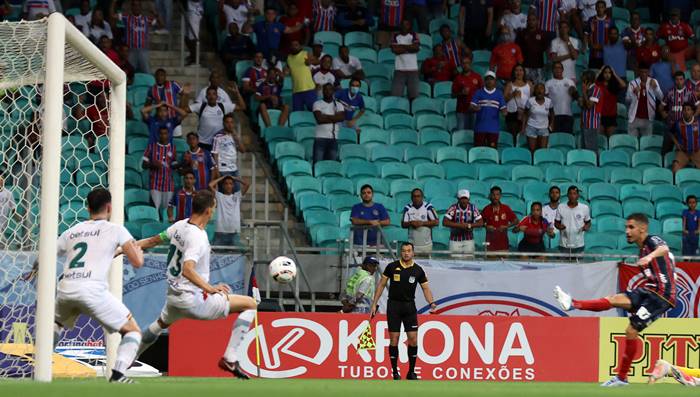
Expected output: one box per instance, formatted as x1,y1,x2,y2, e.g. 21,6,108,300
164,219,211,302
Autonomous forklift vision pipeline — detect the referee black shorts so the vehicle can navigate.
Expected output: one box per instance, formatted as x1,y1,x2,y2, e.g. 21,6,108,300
386,300,418,333
625,288,672,332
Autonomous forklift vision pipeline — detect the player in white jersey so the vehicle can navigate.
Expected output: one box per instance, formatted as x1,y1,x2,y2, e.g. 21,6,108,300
53,188,145,383
135,189,256,379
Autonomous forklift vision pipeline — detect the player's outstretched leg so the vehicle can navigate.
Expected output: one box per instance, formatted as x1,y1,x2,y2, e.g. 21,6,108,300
137,318,168,359
110,318,142,384
553,286,623,312
218,294,257,380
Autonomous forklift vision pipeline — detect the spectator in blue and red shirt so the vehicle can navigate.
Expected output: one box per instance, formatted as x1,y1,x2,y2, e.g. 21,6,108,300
376,0,406,48
579,69,602,152
584,0,614,69
443,189,484,255
334,78,366,132
661,71,700,154
255,67,289,127
241,52,269,99
141,102,185,143
470,70,507,148
146,69,181,118
531,0,561,43
671,102,700,173
167,170,196,222
312,0,336,32
683,195,699,256
180,132,215,191
513,202,555,253
142,127,177,211
439,24,470,69
254,7,304,63
113,0,162,74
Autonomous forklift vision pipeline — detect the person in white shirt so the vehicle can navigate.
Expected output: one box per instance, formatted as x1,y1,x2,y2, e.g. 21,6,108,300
545,61,578,133
54,188,145,383
549,21,580,82
390,19,420,100
183,84,245,150
499,0,527,42
184,0,204,64
135,189,257,380
333,45,364,81
222,0,249,32
195,71,234,105
625,66,664,137
212,113,246,191
208,175,248,246
401,188,439,253
73,0,92,31
313,55,337,98
83,9,113,44
23,0,57,21
522,82,554,152
312,83,345,163
554,185,591,255
542,185,560,228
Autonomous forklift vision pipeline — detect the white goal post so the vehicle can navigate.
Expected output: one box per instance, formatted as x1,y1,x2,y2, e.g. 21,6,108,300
29,13,126,382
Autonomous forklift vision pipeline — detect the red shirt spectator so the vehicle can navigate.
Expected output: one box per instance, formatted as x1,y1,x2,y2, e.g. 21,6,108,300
422,46,455,84
452,64,484,113
490,41,524,80
636,43,662,69
657,19,694,55
481,190,518,251
279,4,307,56
86,95,110,136
517,215,550,245
598,83,618,117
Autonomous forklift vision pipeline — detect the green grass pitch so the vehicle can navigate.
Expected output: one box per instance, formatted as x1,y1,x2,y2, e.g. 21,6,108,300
1,377,699,397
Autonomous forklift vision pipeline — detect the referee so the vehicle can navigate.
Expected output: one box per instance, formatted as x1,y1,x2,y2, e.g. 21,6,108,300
370,242,437,380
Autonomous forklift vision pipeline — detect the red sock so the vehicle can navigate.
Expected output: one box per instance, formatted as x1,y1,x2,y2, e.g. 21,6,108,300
572,298,612,311
617,337,640,381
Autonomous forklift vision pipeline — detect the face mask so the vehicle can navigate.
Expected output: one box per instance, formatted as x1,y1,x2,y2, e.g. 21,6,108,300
350,86,360,95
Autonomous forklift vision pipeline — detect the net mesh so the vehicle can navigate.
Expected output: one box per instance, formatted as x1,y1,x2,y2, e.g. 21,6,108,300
0,18,116,378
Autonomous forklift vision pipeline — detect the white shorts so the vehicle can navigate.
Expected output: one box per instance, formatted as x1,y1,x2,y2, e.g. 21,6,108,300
150,190,173,210
449,240,475,254
186,13,202,40
159,291,230,325
55,287,131,334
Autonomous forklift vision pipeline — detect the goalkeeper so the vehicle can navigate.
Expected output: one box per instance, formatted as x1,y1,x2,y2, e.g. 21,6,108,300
340,256,379,314
649,359,700,386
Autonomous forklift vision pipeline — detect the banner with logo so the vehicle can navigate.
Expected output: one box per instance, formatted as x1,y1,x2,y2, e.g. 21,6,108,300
618,262,700,318
376,261,619,317
598,318,700,383
170,313,600,381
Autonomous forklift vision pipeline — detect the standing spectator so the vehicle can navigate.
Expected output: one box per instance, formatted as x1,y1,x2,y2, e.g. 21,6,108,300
350,184,390,247
401,188,439,253
279,3,308,57
683,195,699,256
657,8,695,72
313,54,337,97
115,43,135,83
254,7,302,63
651,46,678,96
439,24,470,69
195,71,234,105
212,113,246,194
83,9,113,44
576,0,611,26
141,102,185,143
241,52,269,97
521,82,554,152
481,186,518,252
336,0,373,34
333,45,364,81
554,185,591,255
584,1,614,69
452,55,483,131
459,0,494,51
23,0,56,20
661,72,699,155
405,0,428,34
685,64,700,95
340,256,378,314
312,0,336,33
636,28,662,70
180,132,215,191
286,40,318,112
670,102,700,173
426,0,446,19
530,0,561,42
596,65,625,138
542,185,560,226
603,27,627,78
422,45,455,85
513,202,554,253
490,26,524,81
549,20,580,82
167,171,196,222
98,36,120,65
184,0,203,65
471,71,507,148
146,69,181,118
309,40,326,74
0,176,16,234
113,0,161,74
376,0,407,48
184,85,243,151
312,83,345,163
221,0,249,32
516,14,549,83
335,78,366,132
154,0,172,35
545,61,577,133
209,175,249,246
256,68,290,127
625,66,664,137
579,70,602,152
443,189,483,255
390,19,420,101
503,64,531,145
73,0,92,32
221,23,255,82
142,127,177,212
499,0,527,42
622,11,644,50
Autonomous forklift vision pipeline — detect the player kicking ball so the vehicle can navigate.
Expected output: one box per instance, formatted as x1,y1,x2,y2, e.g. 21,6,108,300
649,359,700,386
554,213,676,387
134,190,256,379
54,188,146,383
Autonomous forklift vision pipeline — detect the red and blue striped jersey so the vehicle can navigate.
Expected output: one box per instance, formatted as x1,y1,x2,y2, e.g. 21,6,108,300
242,66,267,89
663,87,698,123
143,143,177,192
442,38,463,68
685,79,700,94
673,117,700,153
640,235,676,305
181,148,214,190
380,0,405,28
533,0,561,33
444,203,482,242
147,81,181,118
313,5,336,32
168,188,195,221
581,84,602,129
122,14,153,49
585,16,614,58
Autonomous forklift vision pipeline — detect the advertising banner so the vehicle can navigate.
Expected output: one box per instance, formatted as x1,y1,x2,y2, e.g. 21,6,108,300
170,312,600,381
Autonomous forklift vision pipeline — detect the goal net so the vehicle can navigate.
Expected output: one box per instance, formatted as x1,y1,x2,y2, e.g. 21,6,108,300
0,15,126,381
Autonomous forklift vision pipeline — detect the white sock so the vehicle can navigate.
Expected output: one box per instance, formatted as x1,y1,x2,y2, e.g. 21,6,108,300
137,321,163,358
113,331,142,374
223,310,255,363
53,323,62,349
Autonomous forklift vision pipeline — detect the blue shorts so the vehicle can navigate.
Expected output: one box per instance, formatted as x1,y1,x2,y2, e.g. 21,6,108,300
292,90,317,112
525,126,550,138
625,288,672,331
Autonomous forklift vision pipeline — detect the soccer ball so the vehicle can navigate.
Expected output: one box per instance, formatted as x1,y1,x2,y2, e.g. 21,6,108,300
269,256,297,284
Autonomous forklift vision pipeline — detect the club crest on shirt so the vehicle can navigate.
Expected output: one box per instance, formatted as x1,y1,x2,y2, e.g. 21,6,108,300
372,209,379,216
409,276,416,284
500,213,506,220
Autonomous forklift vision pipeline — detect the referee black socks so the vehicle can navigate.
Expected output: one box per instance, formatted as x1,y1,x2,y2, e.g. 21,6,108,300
388,345,399,374
407,345,418,374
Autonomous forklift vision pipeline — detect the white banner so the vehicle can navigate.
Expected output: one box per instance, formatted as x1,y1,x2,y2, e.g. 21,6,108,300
378,261,619,317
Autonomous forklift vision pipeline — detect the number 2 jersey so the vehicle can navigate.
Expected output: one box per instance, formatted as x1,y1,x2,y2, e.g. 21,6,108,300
639,234,677,306
163,219,211,304
57,220,133,295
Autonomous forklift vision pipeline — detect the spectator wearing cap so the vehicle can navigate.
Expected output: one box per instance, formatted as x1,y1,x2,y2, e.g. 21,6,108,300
625,66,664,137
390,19,421,101
470,71,507,148
657,8,695,72
443,189,484,256
513,202,555,253
401,188,439,254
350,184,390,247
481,186,519,252
554,185,591,255
341,256,378,314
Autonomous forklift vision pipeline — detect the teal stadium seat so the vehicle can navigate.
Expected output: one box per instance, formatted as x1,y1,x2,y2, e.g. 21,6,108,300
523,182,550,203
289,111,316,127
416,114,447,131
452,130,473,149
479,165,510,182
662,218,683,236
656,202,685,222
545,167,577,183
382,163,413,180
314,160,343,178
632,151,662,169
412,97,443,116
331,194,358,212
534,148,564,166
499,181,522,200
588,182,619,202
512,165,544,183
370,144,404,166
423,179,455,200
391,129,419,148
413,163,445,181
566,149,596,167
443,163,477,180
643,167,673,185
419,130,451,150
585,232,618,252
640,135,663,152
391,179,423,200
357,113,384,129
651,185,683,205
676,169,700,188
469,147,499,164
384,114,415,129
322,177,354,195
339,144,369,161
599,150,630,167
381,96,411,115
619,184,651,202
595,216,626,233
549,133,576,153
435,147,468,167
314,31,342,45
299,193,331,213
404,146,434,167
610,168,642,185
622,201,654,218
591,200,623,218
359,128,388,148
502,147,532,165
345,31,373,48
609,134,638,155
282,160,312,179
578,167,607,184
433,81,452,99
343,160,379,180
